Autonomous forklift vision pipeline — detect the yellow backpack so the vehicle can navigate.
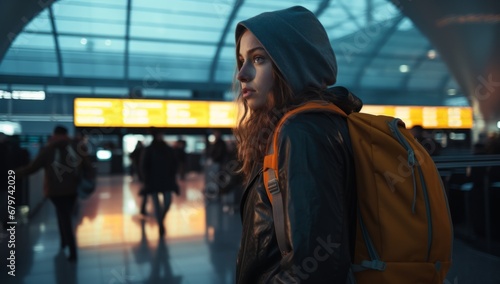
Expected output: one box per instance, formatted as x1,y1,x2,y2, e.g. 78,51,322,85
263,101,453,284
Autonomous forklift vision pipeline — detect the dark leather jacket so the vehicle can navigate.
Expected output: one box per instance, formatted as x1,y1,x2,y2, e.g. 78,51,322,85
236,89,361,284
141,139,179,194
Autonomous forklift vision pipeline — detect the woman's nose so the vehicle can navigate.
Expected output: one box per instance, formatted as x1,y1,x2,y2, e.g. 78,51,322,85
237,63,250,82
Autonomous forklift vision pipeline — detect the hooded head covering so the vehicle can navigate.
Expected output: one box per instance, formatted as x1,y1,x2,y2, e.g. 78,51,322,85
235,6,337,96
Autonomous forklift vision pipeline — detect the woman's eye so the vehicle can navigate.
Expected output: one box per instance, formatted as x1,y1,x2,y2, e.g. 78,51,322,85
253,56,265,63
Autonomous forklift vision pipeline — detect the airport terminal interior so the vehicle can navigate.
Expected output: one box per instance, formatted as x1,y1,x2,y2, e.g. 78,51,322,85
1,0,500,283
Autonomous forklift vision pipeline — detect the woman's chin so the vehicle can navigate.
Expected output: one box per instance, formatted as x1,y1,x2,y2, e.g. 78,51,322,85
246,100,265,111
247,103,262,111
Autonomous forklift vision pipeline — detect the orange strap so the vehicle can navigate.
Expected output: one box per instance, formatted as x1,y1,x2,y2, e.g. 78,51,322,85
263,102,347,203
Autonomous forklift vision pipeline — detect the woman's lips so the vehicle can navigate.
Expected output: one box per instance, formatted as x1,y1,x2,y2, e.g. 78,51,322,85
242,88,255,99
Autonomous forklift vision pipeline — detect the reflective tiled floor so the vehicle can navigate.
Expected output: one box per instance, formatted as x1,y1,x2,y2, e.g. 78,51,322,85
1,174,500,284
1,174,241,284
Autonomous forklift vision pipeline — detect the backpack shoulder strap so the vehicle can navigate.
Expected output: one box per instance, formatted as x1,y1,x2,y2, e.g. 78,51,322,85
262,101,347,256
263,101,347,202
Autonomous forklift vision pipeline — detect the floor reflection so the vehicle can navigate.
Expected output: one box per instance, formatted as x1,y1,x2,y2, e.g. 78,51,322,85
0,174,241,284
5,173,499,284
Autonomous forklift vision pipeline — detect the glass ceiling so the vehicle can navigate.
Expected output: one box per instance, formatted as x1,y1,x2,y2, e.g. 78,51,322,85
0,0,465,106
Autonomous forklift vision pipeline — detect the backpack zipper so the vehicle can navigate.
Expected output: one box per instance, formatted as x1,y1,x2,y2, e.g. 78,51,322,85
388,119,433,261
388,119,417,213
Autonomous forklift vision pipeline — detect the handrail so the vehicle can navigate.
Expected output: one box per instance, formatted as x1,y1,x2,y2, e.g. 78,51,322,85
432,154,500,254
433,155,500,169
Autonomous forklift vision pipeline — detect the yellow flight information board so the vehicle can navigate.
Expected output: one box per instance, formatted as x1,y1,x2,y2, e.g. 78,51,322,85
361,105,473,129
74,98,238,128
75,98,473,129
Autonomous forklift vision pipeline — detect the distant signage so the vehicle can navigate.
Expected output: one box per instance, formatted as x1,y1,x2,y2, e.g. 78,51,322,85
361,105,473,129
0,90,45,100
75,98,473,129
74,98,238,128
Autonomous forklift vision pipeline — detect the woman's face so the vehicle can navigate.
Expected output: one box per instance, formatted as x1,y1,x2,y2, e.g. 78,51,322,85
237,30,274,110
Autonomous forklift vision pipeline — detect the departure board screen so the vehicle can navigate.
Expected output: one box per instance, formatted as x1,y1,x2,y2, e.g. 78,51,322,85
74,98,238,128
361,105,473,128
75,98,473,129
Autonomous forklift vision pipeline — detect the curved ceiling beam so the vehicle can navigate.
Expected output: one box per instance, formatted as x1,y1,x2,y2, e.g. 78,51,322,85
352,14,404,89
48,5,63,84
124,0,132,82
0,0,56,63
366,0,373,25
208,0,244,85
388,0,500,126
314,0,331,17
338,0,362,29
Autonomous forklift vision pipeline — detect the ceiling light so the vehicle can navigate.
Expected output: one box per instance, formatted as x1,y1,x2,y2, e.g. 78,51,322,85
399,65,409,73
0,122,21,135
105,39,112,46
427,49,437,59
208,134,215,143
80,38,87,45
0,90,45,100
447,88,457,96
33,244,45,252
97,150,112,160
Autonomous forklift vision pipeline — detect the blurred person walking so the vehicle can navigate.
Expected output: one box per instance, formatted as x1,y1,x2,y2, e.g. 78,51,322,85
16,126,94,262
140,128,179,236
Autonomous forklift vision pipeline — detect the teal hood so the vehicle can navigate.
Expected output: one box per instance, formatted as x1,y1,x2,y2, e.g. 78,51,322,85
235,6,338,96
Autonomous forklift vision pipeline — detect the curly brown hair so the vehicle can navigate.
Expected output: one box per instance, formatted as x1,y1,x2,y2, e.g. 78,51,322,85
232,61,293,181
233,31,334,181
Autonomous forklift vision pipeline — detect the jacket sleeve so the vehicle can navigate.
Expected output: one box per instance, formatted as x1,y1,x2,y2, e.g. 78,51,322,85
270,113,353,283
16,147,49,178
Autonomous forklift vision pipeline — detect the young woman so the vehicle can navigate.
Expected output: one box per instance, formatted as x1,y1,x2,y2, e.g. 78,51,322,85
233,6,362,283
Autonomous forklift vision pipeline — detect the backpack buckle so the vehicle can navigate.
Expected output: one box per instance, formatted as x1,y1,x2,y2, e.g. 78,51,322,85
268,178,280,195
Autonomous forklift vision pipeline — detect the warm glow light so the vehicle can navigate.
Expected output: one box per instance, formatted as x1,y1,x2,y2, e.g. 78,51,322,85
360,105,473,129
76,207,206,247
208,134,215,143
74,98,238,128
74,98,473,129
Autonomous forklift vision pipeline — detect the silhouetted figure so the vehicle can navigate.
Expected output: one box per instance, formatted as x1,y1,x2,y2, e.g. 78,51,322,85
218,140,243,214
140,128,179,236
1,134,30,229
410,125,442,156
16,126,94,262
205,130,228,199
129,140,144,182
208,130,227,166
173,138,187,180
